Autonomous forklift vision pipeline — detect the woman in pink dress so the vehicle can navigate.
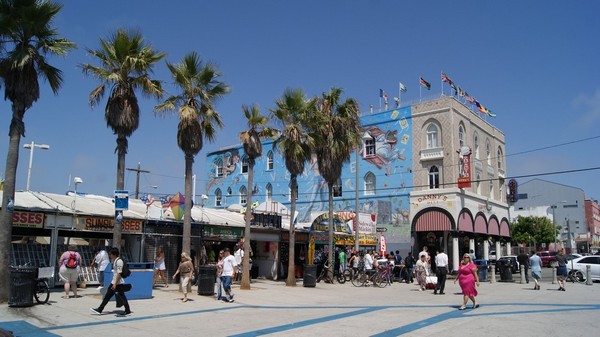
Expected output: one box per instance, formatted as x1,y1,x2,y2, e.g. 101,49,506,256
454,253,480,310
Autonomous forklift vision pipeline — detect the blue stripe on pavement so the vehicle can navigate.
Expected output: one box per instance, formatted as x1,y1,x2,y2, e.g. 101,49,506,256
0,321,60,337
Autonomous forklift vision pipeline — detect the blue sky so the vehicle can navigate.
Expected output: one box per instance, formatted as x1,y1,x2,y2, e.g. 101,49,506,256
1,0,600,202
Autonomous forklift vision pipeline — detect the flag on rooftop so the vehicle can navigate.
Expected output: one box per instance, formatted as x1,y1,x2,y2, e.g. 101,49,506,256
399,82,407,93
478,104,496,117
379,89,385,98
458,87,465,97
419,77,431,90
441,72,453,84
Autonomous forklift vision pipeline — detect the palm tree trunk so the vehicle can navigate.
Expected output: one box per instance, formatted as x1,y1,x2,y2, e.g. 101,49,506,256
182,155,193,255
286,175,298,286
328,183,334,282
241,162,254,290
113,136,126,249
0,121,22,302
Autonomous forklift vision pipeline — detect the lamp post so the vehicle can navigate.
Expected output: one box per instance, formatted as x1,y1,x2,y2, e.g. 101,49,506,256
354,132,373,252
23,141,50,191
72,177,83,229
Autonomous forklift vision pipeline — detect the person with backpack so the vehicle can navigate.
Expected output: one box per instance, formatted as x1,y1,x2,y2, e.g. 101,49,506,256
90,247,131,316
58,244,82,299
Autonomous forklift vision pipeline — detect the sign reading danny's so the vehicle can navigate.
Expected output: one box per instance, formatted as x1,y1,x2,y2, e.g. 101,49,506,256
457,146,472,189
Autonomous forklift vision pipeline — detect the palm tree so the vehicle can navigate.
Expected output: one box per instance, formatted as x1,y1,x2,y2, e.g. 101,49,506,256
308,87,361,281
155,52,229,255
0,0,75,303
271,88,314,286
81,28,165,249
239,104,274,290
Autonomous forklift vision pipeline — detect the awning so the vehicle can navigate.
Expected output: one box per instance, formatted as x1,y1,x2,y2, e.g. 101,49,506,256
415,210,451,232
488,217,500,236
474,215,487,234
457,212,473,232
499,219,510,237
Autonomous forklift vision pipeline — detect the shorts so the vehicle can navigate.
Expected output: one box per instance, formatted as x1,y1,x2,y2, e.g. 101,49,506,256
557,266,567,280
59,266,79,283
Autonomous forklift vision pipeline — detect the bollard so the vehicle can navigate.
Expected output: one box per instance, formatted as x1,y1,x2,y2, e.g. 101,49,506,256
520,265,526,284
586,265,593,285
490,264,496,283
552,266,557,284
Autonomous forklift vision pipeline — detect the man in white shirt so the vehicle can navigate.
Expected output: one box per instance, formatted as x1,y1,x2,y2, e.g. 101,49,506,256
364,250,374,273
221,247,238,303
434,248,449,295
92,248,110,288
90,247,131,316
234,243,244,282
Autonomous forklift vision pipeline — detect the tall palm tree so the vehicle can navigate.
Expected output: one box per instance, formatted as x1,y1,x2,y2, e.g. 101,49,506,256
239,104,274,290
155,52,229,255
308,87,361,281
0,0,75,303
271,88,314,286
81,28,165,249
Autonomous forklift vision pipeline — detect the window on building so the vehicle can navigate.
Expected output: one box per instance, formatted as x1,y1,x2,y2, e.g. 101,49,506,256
488,173,494,198
240,186,247,205
499,178,504,202
266,183,272,202
215,188,222,207
486,139,491,165
497,147,503,171
476,172,482,194
458,124,465,148
227,187,232,196
241,155,249,174
428,166,440,189
427,124,439,149
365,138,376,157
216,159,223,177
267,151,274,170
333,178,343,197
473,133,479,159
364,171,376,195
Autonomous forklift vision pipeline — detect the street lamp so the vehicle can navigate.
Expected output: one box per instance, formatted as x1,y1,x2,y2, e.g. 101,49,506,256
354,131,373,252
23,141,50,191
72,177,83,229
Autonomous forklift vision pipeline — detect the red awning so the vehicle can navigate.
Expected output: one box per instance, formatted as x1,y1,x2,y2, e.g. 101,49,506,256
415,210,451,232
457,212,473,232
488,217,500,236
499,219,510,237
474,215,487,234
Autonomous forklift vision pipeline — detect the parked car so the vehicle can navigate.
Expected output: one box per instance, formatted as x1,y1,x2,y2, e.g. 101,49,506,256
566,253,582,261
488,250,496,263
566,256,600,281
536,251,557,267
496,255,520,274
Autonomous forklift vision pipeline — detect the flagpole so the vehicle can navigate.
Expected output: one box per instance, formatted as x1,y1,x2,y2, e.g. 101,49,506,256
379,96,382,112
440,71,444,96
419,82,422,102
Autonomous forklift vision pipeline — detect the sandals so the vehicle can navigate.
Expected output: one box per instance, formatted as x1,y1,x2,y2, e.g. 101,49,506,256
473,303,479,309
182,298,188,303
458,305,467,310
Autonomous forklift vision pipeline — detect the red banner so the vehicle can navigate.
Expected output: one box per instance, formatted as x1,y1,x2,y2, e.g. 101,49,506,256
458,152,471,189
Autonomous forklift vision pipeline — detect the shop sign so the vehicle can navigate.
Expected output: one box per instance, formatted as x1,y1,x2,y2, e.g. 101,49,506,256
310,213,352,234
202,225,244,240
13,211,45,228
360,233,378,246
281,231,309,242
76,216,142,233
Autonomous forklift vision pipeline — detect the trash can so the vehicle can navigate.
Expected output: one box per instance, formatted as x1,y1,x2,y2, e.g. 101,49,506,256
197,265,217,296
9,266,37,307
497,260,513,282
251,265,259,279
303,264,317,287
474,260,488,282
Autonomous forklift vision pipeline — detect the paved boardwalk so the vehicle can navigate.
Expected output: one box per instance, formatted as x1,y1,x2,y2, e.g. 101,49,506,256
1,276,599,337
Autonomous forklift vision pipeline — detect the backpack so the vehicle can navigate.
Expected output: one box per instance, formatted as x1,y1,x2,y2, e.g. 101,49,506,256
118,258,131,278
66,252,78,269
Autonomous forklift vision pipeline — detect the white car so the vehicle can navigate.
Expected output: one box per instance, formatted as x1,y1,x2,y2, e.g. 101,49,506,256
566,256,600,281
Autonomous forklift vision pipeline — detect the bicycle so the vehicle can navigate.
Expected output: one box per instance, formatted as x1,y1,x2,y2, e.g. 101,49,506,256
566,269,586,284
34,266,54,304
316,263,345,284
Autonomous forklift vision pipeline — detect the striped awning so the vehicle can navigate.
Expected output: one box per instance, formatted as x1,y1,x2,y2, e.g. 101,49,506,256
457,212,473,232
499,219,510,237
488,217,500,236
415,210,451,232
474,215,487,234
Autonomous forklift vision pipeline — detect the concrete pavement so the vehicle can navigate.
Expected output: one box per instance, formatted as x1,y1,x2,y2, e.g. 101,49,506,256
1,274,599,337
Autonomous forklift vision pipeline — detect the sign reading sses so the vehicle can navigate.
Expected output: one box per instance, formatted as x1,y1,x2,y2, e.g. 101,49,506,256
76,217,142,233
13,211,45,228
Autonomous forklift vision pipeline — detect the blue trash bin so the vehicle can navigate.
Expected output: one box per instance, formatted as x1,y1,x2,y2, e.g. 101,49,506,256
474,259,488,282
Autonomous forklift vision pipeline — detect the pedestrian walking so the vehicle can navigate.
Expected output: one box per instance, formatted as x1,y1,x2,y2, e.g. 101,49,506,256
415,254,429,291
529,251,542,290
221,248,237,303
153,246,168,288
517,251,530,283
454,253,479,310
172,252,195,302
91,247,109,288
58,244,82,299
90,247,131,316
434,248,448,295
404,252,415,283
555,248,568,291
216,250,224,300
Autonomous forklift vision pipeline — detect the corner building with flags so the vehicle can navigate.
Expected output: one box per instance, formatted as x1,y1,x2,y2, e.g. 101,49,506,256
204,95,509,275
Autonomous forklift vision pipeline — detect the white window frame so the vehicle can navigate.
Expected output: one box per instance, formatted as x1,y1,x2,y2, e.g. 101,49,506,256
241,155,249,174
267,151,274,171
240,186,247,205
473,133,479,159
266,183,272,202
364,172,376,195
215,188,222,207
216,159,223,177
426,124,439,149
486,139,491,165
428,166,440,189
497,147,503,171
365,138,376,157
458,124,465,148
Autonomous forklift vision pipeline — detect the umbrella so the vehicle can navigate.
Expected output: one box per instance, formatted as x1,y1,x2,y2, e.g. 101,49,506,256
169,192,185,220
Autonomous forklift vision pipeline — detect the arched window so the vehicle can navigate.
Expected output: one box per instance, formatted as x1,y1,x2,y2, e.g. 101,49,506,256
241,155,249,174
473,133,479,159
426,124,439,149
216,159,223,177
458,124,465,148
266,183,272,202
267,151,274,170
333,178,342,197
428,166,440,189
488,173,494,198
239,186,247,205
227,187,232,196
476,172,482,194
364,172,376,195
215,188,222,207
497,147,504,171
486,139,491,165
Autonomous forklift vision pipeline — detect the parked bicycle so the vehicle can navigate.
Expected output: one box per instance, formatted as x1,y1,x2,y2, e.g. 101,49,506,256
22,263,53,304
316,263,346,284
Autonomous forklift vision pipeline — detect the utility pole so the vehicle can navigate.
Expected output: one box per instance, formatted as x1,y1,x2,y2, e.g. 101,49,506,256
126,162,150,199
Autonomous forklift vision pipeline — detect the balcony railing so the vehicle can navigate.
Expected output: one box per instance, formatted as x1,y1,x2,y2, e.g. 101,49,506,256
420,147,444,161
